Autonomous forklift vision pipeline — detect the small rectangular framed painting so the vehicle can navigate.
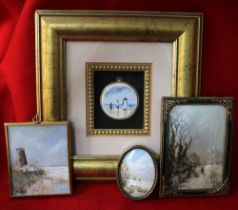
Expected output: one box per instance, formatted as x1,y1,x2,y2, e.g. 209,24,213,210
5,121,72,197
160,97,234,197
86,62,151,136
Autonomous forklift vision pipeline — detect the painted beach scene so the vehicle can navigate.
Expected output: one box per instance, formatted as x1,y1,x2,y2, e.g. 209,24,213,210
100,81,139,120
119,148,156,199
166,105,227,192
7,124,71,196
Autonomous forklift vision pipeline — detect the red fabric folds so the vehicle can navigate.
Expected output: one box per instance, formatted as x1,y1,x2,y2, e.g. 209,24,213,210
0,1,238,209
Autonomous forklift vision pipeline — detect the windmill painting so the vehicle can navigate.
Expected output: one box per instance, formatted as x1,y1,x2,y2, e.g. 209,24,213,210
5,122,71,197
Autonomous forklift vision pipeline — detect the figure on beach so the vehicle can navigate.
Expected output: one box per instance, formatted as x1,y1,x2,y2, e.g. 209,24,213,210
100,78,138,120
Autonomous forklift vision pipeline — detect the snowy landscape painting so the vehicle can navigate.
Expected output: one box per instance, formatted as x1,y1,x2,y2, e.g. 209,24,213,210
164,104,228,193
118,147,157,199
100,81,138,120
6,123,71,196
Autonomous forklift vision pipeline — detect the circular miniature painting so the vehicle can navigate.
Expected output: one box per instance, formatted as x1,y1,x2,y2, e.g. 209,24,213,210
117,146,158,200
100,80,139,120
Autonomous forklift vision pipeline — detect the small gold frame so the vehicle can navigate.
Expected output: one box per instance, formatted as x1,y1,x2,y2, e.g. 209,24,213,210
35,10,203,180
86,62,151,136
4,121,72,197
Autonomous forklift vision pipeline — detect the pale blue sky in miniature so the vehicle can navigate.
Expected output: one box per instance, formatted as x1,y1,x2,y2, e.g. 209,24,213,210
169,105,227,164
123,149,155,181
8,125,68,167
103,84,137,105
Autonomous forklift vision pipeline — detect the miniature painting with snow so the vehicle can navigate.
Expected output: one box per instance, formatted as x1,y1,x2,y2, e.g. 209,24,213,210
119,148,156,199
166,105,227,192
7,124,71,196
100,81,138,120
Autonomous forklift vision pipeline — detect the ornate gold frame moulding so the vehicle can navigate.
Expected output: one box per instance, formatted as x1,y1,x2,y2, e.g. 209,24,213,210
86,62,151,136
160,97,234,197
35,10,203,180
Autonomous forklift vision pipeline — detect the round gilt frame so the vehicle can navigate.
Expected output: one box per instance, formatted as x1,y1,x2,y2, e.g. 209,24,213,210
100,78,139,121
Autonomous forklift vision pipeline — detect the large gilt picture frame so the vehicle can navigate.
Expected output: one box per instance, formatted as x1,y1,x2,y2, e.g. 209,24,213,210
35,10,203,180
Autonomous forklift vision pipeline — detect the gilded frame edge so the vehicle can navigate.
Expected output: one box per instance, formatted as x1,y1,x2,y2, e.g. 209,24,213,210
86,62,151,136
35,10,203,180
72,155,119,181
4,121,73,197
159,97,234,197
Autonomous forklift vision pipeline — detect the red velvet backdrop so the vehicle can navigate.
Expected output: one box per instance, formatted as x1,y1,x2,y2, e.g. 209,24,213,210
1,0,238,209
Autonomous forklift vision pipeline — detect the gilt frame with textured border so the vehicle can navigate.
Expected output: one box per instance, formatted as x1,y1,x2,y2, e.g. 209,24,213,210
4,121,72,197
160,97,234,197
35,10,203,180
86,62,151,136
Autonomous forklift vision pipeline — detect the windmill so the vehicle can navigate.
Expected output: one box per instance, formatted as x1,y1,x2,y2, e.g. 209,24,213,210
16,148,28,167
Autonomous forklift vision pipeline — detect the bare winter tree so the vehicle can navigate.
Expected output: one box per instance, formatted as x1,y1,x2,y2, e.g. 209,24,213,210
167,111,200,189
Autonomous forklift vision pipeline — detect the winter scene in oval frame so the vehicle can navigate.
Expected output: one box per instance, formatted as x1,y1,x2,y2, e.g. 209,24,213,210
117,146,158,200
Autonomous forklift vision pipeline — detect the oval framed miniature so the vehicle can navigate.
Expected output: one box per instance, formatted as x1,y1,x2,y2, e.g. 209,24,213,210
100,77,139,120
117,145,158,200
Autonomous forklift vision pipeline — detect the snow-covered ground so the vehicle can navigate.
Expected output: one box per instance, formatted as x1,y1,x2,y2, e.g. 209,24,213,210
179,164,224,190
26,166,70,195
43,166,69,179
123,178,153,197
103,108,135,119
